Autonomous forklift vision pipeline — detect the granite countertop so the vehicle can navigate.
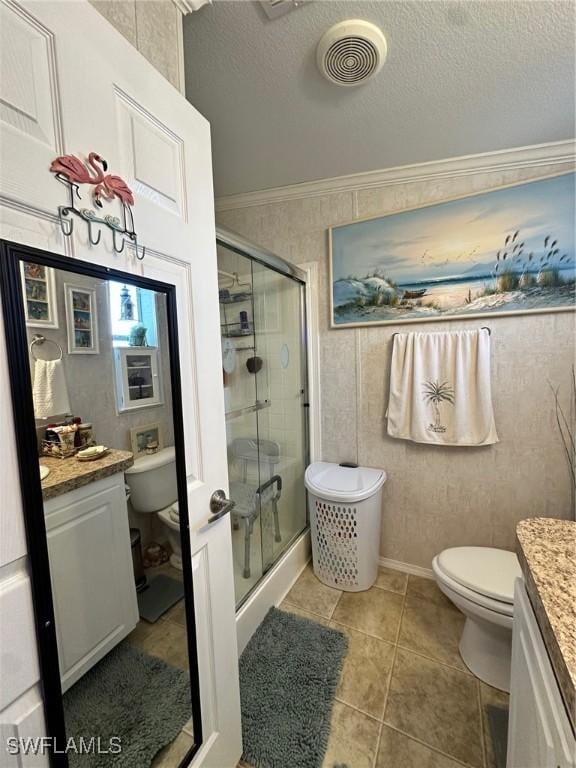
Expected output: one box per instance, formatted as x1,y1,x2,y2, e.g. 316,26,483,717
40,449,134,501
516,517,576,732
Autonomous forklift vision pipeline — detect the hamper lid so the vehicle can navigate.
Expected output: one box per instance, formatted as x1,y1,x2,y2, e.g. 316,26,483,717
305,462,386,503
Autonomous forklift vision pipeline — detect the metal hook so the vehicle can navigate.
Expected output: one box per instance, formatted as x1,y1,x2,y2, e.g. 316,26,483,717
57,207,74,237
86,218,101,246
132,234,145,261
55,174,81,203
112,229,126,254
124,203,135,236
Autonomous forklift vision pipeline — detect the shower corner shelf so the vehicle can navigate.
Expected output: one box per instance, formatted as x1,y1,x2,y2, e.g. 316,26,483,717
221,322,255,338
219,292,253,305
225,400,270,422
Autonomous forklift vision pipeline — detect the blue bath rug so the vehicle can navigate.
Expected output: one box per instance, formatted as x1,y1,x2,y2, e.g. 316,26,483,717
239,606,348,768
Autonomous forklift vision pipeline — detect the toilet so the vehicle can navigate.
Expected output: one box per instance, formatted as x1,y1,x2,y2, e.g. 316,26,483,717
157,503,182,570
432,546,522,692
124,447,182,570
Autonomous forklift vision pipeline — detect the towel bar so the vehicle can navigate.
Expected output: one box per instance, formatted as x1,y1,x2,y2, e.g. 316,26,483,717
391,326,491,338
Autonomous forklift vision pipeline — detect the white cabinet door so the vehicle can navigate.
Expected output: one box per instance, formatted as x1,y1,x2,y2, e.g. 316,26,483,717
44,474,138,693
115,347,163,412
0,1,241,765
507,579,576,768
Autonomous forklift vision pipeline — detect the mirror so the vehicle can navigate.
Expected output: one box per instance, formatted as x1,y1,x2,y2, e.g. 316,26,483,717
1,241,202,767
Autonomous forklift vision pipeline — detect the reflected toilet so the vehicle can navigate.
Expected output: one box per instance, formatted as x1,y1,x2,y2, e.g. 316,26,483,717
125,447,182,570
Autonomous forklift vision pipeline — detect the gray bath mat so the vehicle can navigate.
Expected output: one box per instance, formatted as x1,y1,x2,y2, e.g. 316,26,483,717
240,607,348,768
64,643,191,768
137,574,185,623
486,704,509,768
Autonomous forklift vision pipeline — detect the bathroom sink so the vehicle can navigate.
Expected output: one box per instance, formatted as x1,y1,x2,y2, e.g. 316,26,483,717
39,465,50,481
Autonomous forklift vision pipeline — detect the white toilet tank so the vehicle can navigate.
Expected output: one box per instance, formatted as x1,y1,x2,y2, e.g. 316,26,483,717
125,446,177,513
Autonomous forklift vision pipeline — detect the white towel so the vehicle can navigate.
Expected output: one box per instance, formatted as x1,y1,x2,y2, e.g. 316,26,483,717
32,359,71,420
386,329,498,446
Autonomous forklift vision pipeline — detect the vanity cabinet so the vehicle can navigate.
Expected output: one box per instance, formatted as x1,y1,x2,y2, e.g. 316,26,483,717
507,579,575,768
44,472,139,692
114,347,163,412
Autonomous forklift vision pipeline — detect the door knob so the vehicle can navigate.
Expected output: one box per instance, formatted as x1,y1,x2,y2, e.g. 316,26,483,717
208,490,235,524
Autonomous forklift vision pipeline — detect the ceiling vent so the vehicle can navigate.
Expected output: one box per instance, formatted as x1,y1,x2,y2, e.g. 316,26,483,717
316,20,387,87
260,0,310,21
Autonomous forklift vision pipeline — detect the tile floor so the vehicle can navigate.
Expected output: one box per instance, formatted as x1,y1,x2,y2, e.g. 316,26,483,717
128,562,189,671
270,564,508,768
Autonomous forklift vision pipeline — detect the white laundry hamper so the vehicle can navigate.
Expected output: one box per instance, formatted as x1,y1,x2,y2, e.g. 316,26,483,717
305,462,387,592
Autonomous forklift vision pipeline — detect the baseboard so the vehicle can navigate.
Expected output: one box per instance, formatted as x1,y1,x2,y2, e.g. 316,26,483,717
379,556,434,581
235,530,311,655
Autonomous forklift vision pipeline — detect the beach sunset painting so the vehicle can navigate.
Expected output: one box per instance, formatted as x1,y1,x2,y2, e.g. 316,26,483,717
330,173,575,327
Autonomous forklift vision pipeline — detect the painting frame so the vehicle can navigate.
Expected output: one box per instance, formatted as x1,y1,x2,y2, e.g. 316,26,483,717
129,421,164,457
329,171,576,329
64,283,100,354
20,262,59,329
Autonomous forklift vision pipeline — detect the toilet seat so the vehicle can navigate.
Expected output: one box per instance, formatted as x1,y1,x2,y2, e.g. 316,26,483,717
433,546,521,618
436,547,520,603
433,558,514,617
158,504,179,530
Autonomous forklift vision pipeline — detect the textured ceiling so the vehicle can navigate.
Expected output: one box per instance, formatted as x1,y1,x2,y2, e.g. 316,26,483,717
183,1,575,196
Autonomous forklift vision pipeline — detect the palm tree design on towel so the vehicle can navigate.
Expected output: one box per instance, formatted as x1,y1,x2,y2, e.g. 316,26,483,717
422,380,455,433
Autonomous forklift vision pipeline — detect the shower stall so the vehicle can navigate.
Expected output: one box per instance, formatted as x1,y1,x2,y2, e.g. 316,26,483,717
216,228,310,610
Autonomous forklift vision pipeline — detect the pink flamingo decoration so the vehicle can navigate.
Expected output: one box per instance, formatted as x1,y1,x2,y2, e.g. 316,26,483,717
49,152,107,191
50,151,142,259
94,174,134,208
50,152,134,207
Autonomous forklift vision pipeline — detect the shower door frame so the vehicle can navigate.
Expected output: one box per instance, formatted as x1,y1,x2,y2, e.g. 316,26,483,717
216,227,314,604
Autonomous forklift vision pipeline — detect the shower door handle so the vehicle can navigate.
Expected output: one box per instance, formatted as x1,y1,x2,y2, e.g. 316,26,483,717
208,489,235,524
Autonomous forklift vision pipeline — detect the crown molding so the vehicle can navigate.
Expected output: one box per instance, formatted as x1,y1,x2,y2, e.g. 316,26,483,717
172,0,211,15
215,139,576,212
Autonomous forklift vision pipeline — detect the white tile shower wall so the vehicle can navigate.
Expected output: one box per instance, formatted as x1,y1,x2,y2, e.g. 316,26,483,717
217,154,576,568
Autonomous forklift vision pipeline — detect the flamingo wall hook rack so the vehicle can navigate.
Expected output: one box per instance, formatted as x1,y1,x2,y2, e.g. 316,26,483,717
49,152,145,261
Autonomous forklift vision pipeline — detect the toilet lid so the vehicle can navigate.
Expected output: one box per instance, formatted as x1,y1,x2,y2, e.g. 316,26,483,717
436,547,521,604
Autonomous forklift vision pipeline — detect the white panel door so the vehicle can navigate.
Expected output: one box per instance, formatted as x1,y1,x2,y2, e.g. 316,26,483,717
0,1,241,765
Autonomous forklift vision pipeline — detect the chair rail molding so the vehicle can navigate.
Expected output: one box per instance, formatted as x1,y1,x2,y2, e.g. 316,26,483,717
215,139,576,211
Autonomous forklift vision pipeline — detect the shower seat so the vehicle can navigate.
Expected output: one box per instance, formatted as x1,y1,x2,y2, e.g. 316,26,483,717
229,438,283,579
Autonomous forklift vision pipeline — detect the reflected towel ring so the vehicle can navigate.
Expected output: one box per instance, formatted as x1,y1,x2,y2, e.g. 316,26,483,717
29,334,63,361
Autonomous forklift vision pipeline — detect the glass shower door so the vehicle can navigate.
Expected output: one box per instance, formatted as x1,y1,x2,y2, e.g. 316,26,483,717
252,261,308,573
217,240,309,609
219,248,263,606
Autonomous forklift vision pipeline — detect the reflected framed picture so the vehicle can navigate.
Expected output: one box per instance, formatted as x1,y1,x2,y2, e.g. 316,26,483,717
64,283,99,354
20,262,59,328
129,422,164,456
